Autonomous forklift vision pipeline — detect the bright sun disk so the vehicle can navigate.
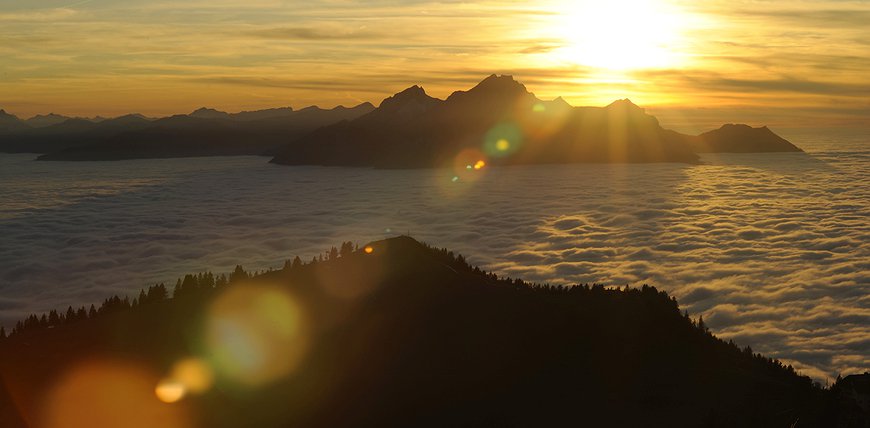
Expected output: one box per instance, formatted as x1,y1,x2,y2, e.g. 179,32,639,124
550,0,689,70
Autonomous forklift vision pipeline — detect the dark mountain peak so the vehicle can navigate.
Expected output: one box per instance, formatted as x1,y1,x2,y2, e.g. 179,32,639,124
719,123,753,131
468,74,528,95
229,107,295,121
444,74,536,108
0,109,25,131
106,114,151,124
239,106,293,114
552,96,571,106
712,123,778,136
189,107,230,119
354,102,376,111
379,85,430,106
298,105,324,112
376,86,440,119
695,123,802,153
606,98,642,110
25,113,71,128
545,96,573,110
28,113,65,120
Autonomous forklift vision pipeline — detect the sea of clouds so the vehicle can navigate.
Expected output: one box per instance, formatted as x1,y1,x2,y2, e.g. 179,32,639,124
0,138,867,381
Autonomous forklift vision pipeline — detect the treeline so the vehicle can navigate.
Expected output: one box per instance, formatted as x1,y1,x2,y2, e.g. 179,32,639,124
0,241,364,339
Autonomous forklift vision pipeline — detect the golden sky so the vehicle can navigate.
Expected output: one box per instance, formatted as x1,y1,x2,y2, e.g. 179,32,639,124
1,0,868,132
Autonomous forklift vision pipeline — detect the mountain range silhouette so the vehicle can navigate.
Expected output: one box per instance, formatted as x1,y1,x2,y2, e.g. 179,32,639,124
0,75,801,162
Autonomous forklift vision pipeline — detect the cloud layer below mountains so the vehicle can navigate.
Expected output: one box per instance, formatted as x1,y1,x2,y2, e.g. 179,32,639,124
0,139,867,381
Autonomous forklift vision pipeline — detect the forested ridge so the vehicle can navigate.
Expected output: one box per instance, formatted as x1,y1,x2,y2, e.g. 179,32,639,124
0,236,859,427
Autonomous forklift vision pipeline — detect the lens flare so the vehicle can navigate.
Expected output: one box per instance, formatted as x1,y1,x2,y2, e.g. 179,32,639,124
452,148,487,182
364,245,374,254
483,122,522,158
155,380,186,403
41,359,190,428
173,358,214,394
205,285,308,387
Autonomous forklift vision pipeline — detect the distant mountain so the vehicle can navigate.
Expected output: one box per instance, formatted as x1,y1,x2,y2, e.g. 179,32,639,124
0,103,374,159
0,77,801,162
0,109,27,133
189,107,231,120
188,106,299,121
692,124,802,153
270,75,702,167
0,114,155,154
24,113,71,128
0,236,843,427
267,76,805,167
230,106,295,121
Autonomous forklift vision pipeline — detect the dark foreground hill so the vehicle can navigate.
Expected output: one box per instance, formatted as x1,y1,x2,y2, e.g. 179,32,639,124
0,236,853,427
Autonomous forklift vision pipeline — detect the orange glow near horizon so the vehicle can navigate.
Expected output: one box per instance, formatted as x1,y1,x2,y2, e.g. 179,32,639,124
0,0,867,128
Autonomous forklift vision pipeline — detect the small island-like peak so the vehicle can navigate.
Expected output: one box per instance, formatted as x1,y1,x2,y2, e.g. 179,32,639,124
694,123,802,153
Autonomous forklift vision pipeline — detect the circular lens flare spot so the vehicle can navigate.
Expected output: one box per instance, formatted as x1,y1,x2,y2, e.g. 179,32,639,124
205,285,308,387
155,380,186,404
41,359,190,428
473,160,486,170
170,358,213,395
483,122,522,158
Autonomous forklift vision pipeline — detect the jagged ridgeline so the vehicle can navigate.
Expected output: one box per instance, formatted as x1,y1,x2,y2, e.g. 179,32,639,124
0,237,841,427
1,75,800,163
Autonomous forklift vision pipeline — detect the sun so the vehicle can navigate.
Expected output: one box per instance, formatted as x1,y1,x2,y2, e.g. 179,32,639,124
548,0,689,71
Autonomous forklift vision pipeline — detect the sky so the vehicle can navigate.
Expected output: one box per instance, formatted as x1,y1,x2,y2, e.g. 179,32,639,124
1,0,868,133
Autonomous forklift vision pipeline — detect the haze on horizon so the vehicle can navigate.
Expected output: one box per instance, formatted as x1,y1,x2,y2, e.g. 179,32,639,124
1,0,868,133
